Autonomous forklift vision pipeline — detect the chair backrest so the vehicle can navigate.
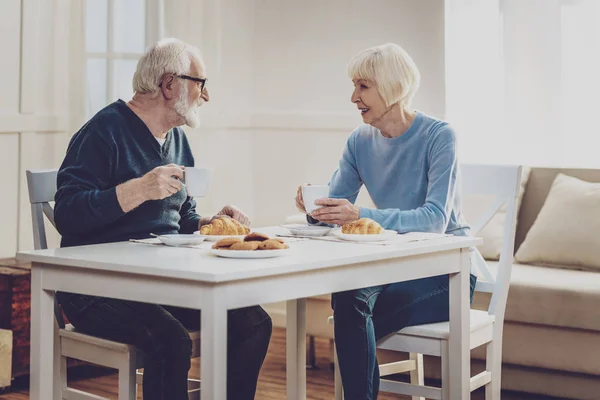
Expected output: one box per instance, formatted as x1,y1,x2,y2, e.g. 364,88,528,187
461,164,522,320
26,169,65,328
26,169,58,250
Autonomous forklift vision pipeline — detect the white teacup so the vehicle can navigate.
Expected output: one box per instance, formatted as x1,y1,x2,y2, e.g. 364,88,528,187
301,185,330,214
183,167,213,197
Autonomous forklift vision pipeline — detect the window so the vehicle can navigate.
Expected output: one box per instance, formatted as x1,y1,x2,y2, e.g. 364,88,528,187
85,0,148,118
446,0,600,168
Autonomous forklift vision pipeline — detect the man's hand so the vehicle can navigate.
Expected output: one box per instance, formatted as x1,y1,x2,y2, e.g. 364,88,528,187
295,183,310,213
116,164,183,213
309,198,360,226
139,164,184,200
198,205,252,228
216,204,251,226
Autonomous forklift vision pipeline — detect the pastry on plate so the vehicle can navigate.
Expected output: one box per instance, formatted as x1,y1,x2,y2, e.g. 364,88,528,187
258,239,288,250
229,241,260,251
244,232,270,242
212,237,243,249
213,233,289,251
200,216,250,235
341,218,384,235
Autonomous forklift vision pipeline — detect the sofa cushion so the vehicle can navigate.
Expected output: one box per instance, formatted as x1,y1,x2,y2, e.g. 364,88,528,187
462,167,531,261
515,173,600,271
473,262,600,331
471,321,600,375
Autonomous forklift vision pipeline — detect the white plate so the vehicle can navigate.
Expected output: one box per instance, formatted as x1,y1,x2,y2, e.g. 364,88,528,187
279,224,332,237
210,248,289,259
193,232,247,242
333,229,398,242
155,234,206,247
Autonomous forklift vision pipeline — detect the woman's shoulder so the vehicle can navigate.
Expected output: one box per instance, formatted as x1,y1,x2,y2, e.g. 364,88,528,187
417,112,456,142
349,124,378,139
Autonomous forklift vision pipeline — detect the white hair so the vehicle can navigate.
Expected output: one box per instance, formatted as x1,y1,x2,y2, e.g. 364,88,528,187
348,43,421,109
133,38,204,97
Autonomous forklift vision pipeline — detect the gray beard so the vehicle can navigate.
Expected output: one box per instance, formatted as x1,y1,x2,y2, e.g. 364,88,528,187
174,85,201,128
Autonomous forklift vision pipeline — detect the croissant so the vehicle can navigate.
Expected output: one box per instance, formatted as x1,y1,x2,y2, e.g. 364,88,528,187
199,216,250,235
341,218,383,235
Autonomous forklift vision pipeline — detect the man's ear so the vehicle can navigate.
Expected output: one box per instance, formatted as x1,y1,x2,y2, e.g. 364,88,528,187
160,74,176,100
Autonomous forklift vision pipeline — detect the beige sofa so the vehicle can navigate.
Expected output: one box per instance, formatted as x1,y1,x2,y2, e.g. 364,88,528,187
283,167,600,400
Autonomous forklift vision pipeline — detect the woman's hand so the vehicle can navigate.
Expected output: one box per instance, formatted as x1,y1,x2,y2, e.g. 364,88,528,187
310,198,360,225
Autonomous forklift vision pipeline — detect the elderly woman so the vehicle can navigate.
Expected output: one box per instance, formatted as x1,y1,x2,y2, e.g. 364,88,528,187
54,39,271,400
295,43,476,399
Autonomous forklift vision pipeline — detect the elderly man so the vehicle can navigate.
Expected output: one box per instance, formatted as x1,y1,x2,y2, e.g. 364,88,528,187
54,38,272,400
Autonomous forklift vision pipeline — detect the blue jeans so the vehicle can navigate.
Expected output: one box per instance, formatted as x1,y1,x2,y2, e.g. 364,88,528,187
332,273,477,400
57,293,272,400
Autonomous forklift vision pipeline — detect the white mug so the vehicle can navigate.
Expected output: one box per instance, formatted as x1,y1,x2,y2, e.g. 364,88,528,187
183,167,213,197
302,185,330,214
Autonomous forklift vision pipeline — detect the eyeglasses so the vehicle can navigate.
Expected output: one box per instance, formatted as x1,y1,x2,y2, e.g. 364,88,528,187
175,74,207,92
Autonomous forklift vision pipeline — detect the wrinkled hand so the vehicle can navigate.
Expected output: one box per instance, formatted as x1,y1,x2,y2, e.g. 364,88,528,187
216,204,251,226
139,164,183,201
309,198,360,226
295,183,311,213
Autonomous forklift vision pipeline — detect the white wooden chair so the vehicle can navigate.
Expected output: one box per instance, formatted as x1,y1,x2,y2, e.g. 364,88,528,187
26,169,201,400
331,164,522,400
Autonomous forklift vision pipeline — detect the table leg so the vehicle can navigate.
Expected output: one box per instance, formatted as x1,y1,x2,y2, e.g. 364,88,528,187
54,317,63,400
201,290,227,399
448,248,471,399
286,299,306,400
30,266,56,400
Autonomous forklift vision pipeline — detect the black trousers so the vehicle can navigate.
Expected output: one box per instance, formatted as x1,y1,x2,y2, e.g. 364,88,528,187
58,292,272,400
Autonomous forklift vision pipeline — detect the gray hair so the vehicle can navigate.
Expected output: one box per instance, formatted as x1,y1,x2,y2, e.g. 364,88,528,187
133,38,203,97
348,43,420,109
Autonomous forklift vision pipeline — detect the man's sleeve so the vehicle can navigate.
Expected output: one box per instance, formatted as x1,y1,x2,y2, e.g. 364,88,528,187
179,196,202,234
54,128,125,236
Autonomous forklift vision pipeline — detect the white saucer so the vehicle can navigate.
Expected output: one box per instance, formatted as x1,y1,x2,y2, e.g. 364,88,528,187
210,248,289,259
279,224,332,237
155,234,206,247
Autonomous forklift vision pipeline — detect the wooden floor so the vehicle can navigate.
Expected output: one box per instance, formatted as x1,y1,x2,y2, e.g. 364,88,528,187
3,327,561,400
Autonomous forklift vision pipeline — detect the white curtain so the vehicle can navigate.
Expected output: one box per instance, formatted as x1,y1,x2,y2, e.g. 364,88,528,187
446,0,600,168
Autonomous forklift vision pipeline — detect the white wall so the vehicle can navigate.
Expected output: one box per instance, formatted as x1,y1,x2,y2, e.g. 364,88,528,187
0,1,22,258
0,0,74,257
446,0,600,169
169,0,446,227
445,0,504,165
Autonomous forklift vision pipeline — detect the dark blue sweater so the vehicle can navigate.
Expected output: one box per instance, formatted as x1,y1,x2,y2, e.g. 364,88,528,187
55,100,201,247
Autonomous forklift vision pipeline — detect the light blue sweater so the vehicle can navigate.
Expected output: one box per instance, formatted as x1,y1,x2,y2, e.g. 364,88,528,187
327,111,470,236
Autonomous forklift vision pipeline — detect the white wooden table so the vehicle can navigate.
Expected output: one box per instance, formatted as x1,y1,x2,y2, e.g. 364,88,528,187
17,227,480,400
